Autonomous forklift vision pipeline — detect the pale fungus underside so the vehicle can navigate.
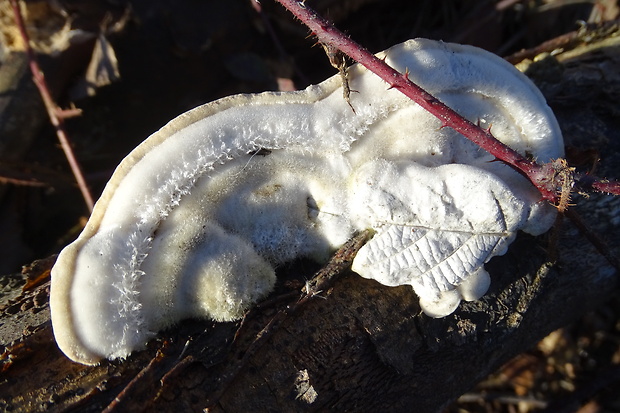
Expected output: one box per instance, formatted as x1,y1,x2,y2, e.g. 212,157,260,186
50,39,563,365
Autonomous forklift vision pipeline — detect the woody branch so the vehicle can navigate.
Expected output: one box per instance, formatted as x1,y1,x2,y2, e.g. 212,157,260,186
273,0,620,203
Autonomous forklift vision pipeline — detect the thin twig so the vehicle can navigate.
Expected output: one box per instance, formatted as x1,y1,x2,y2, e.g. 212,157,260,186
505,19,620,64
272,0,620,203
565,208,620,271
458,392,548,409
0,176,47,187
9,0,94,213
102,341,176,413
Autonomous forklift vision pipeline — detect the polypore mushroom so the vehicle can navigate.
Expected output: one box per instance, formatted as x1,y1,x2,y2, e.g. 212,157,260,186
50,39,564,365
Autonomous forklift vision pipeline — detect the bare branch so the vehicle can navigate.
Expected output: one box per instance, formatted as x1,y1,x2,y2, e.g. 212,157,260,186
9,0,94,213
272,0,620,202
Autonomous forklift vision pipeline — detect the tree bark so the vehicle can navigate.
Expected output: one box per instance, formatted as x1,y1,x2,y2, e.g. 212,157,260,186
1,27,619,413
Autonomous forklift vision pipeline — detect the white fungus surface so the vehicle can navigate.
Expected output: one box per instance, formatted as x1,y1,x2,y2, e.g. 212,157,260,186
50,39,564,364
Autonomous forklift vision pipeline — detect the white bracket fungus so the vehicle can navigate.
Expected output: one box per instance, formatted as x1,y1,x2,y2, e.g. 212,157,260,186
50,39,564,365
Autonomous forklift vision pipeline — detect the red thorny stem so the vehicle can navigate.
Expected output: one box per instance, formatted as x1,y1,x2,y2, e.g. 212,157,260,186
10,0,94,213
273,0,620,203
